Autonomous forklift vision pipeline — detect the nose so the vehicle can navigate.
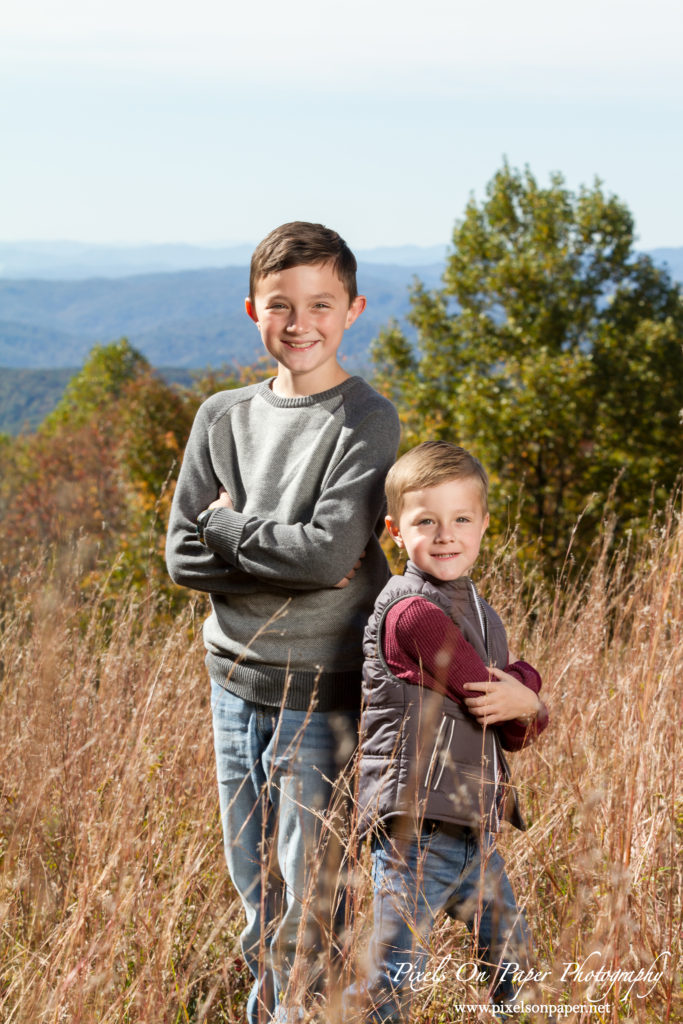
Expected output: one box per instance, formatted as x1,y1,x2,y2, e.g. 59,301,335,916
285,309,311,334
435,523,454,543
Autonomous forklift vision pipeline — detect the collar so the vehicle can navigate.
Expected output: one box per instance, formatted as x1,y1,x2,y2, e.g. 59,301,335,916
404,560,473,596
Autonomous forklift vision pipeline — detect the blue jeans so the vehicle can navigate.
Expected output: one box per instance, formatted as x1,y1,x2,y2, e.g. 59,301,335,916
358,823,531,1023
211,681,357,1024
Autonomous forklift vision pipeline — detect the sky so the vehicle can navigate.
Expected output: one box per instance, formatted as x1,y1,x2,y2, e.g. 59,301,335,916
2,0,683,251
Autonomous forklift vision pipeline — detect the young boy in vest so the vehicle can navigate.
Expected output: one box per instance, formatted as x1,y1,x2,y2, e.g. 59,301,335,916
165,222,400,1023
355,441,549,1022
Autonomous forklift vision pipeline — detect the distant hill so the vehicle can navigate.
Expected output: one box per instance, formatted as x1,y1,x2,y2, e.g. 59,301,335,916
0,241,447,280
0,241,255,279
0,242,680,435
0,262,444,371
0,367,78,434
0,320,86,368
0,366,195,435
0,259,445,433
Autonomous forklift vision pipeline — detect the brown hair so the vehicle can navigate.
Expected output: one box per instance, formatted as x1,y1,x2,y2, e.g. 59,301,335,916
385,441,489,520
249,221,358,302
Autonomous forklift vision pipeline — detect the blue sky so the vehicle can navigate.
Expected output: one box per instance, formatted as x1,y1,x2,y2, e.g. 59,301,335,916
2,0,682,251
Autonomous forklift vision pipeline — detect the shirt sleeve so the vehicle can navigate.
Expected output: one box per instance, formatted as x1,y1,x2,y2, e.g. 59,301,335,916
166,396,400,593
383,596,548,750
498,660,549,749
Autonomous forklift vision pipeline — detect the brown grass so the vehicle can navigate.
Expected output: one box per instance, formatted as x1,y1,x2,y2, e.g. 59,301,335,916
1,508,681,1023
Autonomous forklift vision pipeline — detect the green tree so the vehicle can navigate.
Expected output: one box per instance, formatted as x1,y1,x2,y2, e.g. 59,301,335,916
0,341,193,602
373,162,683,564
0,343,277,605
43,338,149,432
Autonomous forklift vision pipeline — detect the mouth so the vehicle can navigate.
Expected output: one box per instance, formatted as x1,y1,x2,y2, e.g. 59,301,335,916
282,339,318,350
432,552,459,560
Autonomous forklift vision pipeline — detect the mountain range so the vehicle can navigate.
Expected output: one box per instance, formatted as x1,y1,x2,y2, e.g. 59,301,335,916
0,260,445,371
1,242,681,434
0,241,448,280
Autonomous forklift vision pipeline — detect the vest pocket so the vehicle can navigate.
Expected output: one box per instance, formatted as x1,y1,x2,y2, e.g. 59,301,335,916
418,704,499,825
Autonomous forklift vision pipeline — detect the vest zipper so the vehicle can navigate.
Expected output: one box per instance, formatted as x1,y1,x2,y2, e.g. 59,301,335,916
468,577,502,828
467,577,490,663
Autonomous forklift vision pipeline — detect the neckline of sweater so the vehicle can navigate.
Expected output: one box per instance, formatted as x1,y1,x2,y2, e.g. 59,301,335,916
257,376,363,408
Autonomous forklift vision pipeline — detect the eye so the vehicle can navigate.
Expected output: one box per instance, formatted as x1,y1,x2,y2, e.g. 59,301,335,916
267,302,287,310
417,517,434,526
313,302,330,310
456,516,472,523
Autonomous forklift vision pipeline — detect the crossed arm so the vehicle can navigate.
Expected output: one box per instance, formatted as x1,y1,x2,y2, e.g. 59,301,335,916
206,486,364,589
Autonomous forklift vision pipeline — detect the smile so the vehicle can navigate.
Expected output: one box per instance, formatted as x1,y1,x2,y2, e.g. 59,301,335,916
283,339,318,349
432,552,459,559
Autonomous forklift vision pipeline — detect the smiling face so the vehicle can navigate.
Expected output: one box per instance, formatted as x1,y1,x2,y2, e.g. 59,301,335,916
245,262,366,397
386,476,490,582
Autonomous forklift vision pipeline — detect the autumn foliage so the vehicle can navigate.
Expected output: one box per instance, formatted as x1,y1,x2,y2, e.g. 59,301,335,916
0,341,270,607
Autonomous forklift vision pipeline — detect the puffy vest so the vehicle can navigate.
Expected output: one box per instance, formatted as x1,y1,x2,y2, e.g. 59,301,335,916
357,562,525,835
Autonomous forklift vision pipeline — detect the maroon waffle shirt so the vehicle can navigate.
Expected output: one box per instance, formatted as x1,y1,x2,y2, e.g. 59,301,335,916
382,595,549,751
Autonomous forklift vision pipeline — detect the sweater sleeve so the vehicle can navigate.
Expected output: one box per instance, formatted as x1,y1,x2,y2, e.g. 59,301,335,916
383,597,548,751
166,394,400,593
165,400,248,595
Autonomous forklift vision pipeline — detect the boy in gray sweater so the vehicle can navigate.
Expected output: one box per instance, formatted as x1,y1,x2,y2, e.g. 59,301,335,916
165,222,400,1023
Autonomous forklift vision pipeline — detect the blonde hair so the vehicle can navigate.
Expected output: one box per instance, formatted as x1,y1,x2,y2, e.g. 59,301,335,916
386,441,489,520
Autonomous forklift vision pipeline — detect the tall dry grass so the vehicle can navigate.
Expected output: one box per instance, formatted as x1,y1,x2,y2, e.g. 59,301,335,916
0,560,246,1022
0,508,681,1023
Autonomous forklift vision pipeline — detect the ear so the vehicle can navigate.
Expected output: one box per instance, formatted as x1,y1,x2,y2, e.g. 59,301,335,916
344,294,366,329
385,515,404,548
480,513,490,540
245,297,259,324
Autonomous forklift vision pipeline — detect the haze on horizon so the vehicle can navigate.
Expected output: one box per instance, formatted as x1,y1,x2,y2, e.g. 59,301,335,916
2,0,682,252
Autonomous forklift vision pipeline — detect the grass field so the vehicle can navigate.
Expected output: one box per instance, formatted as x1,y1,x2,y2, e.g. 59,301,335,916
1,509,681,1023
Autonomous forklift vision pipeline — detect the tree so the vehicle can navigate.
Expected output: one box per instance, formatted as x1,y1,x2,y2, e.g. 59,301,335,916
0,341,194,602
0,343,276,605
372,162,683,564
42,338,150,432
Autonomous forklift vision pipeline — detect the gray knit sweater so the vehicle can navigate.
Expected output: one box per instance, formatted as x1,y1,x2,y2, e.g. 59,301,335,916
165,376,400,711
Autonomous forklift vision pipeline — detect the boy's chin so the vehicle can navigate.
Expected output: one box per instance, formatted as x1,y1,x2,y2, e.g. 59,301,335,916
434,569,468,581
418,557,469,580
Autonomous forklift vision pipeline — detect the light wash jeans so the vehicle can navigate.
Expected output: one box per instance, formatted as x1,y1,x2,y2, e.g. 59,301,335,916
356,822,531,1023
211,680,356,1024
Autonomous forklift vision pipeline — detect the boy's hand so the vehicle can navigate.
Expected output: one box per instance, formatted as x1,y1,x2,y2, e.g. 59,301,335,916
333,550,366,588
208,487,234,511
463,667,541,725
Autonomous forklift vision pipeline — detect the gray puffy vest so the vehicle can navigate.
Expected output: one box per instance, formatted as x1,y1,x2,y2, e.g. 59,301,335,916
357,562,525,835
